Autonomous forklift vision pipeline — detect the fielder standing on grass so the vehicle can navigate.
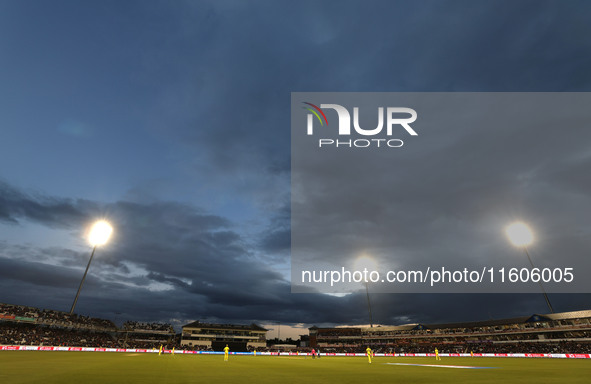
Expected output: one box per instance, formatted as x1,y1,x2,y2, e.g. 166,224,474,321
435,348,441,361
224,344,230,361
366,346,372,364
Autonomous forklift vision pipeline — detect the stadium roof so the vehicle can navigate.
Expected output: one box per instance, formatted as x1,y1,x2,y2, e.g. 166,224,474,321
421,309,591,330
364,324,424,332
543,309,591,321
182,321,268,331
425,316,531,330
310,309,591,332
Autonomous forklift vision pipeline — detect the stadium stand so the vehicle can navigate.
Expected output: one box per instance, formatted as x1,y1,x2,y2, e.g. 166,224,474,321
0,303,116,331
309,309,591,354
119,321,176,349
181,321,268,352
0,303,174,349
0,322,117,347
2,302,590,354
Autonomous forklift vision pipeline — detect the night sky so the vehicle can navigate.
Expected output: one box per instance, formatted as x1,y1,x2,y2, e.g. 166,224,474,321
1,0,590,338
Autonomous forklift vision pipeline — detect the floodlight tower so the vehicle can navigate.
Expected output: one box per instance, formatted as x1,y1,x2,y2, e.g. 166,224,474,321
70,220,113,315
355,256,377,328
505,222,554,313
364,280,374,328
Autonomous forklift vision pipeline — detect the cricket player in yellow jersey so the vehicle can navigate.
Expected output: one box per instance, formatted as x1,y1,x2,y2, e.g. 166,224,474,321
366,347,372,364
158,345,163,356
224,345,230,361
435,348,441,360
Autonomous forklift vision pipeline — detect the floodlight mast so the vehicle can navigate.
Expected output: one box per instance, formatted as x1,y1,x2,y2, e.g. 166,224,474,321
365,281,374,328
505,222,554,314
523,247,554,314
355,256,376,328
70,221,113,315
70,245,97,315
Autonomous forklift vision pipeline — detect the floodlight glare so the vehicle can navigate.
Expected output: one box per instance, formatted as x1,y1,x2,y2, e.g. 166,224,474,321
70,220,114,315
505,222,534,247
89,220,113,246
504,221,554,313
354,255,378,275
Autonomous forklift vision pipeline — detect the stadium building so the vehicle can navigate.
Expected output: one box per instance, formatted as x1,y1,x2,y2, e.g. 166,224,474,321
181,321,268,352
119,321,176,349
309,309,591,354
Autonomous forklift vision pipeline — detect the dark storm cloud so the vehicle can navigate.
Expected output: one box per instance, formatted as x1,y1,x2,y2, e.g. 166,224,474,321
134,0,591,269
0,181,264,309
125,1,591,224
0,256,80,288
0,180,91,227
259,228,290,255
0,181,344,325
259,202,291,256
364,292,591,326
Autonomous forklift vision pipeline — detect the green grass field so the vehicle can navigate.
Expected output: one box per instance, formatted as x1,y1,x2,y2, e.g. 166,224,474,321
1,352,589,384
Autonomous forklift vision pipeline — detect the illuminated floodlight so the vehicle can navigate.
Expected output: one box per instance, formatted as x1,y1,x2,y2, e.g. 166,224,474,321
504,221,553,313
505,222,534,247
354,255,378,277
89,220,113,246
70,220,114,314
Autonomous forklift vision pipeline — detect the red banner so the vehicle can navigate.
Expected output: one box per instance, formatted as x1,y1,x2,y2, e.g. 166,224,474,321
0,346,589,359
